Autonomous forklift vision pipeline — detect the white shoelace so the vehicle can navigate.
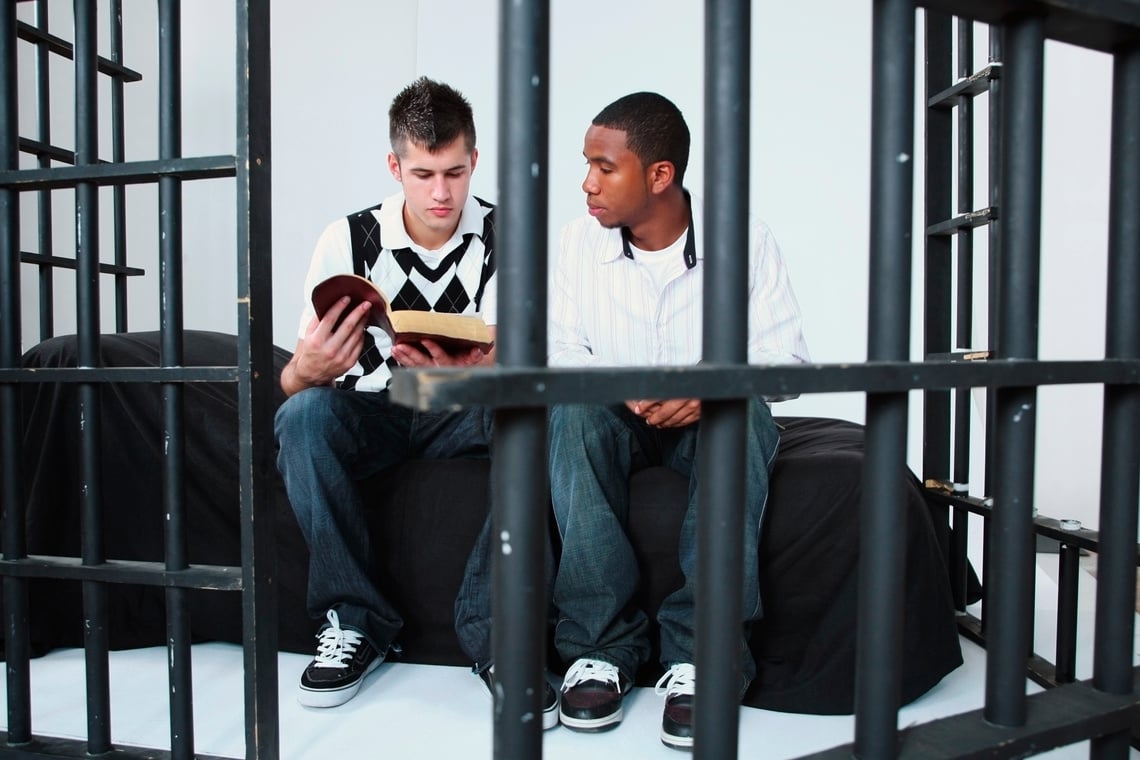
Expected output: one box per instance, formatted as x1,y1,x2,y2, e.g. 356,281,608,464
561,658,620,690
654,663,696,698
312,609,365,670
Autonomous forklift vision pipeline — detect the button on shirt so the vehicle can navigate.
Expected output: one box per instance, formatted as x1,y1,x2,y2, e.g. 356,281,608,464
549,194,810,398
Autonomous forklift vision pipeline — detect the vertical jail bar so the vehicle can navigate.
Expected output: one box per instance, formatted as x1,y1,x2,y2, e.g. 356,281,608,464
235,2,279,758
0,0,31,746
979,24,1004,637
1053,542,1079,683
493,1,549,756
34,0,54,340
986,12,1044,729
157,2,194,757
924,10,952,483
110,0,128,330
953,18,975,492
694,1,750,757
855,1,915,757
1090,40,1140,760
74,1,113,752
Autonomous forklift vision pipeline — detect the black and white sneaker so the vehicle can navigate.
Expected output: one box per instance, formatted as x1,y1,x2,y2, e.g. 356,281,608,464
477,665,560,730
559,658,631,732
655,663,695,750
297,609,382,708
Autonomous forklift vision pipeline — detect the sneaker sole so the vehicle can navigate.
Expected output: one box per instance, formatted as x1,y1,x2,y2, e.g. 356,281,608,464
297,658,381,708
542,701,560,730
661,729,694,751
559,706,623,732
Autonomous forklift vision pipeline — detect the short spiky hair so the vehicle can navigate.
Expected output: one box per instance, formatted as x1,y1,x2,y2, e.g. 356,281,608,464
592,92,690,184
388,77,477,156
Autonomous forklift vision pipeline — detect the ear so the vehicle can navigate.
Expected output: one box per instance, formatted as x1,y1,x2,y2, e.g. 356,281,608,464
469,147,479,173
387,152,401,182
646,160,676,195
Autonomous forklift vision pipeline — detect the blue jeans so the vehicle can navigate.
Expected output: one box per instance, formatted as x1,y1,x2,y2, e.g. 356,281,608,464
548,400,779,689
274,386,495,664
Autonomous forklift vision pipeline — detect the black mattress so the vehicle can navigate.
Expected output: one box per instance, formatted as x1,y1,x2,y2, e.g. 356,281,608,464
13,330,966,715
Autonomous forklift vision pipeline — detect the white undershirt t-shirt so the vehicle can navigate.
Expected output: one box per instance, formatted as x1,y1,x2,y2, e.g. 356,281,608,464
628,231,688,295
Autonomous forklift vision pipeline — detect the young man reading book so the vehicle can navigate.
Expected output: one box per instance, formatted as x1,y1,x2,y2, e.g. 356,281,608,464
274,77,556,727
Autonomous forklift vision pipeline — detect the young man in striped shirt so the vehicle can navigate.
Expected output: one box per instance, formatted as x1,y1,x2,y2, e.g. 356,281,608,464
547,91,810,749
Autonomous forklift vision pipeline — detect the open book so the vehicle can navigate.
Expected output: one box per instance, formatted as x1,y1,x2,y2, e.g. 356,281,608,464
311,273,494,353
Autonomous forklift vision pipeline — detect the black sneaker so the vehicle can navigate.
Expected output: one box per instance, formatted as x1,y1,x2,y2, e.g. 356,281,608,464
558,658,631,732
297,609,382,708
655,663,695,750
477,665,560,730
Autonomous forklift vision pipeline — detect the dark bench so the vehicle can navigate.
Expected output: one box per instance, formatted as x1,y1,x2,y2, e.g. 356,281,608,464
15,330,965,715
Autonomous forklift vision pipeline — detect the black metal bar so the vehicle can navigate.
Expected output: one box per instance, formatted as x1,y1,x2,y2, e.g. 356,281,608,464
0,732,236,760
235,2,278,758
983,24,1003,503
0,155,238,190
0,366,240,383
110,0,128,331
856,3,915,758
925,205,996,236
157,3,194,757
0,557,243,589
954,17,975,489
16,19,142,81
986,11,1045,729
917,0,1140,54
923,10,952,486
33,0,53,340
19,251,145,276
492,0,549,756
1091,38,1140,760
0,0,32,747
803,668,1140,760
695,1,750,756
1054,542,1080,683
75,0,113,750
927,62,1001,107
387,356,1140,410
75,1,112,751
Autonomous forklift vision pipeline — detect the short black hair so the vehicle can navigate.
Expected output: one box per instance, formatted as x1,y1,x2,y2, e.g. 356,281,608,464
592,92,690,185
388,77,476,156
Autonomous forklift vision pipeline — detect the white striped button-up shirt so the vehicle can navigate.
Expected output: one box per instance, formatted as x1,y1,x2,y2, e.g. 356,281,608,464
549,193,810,399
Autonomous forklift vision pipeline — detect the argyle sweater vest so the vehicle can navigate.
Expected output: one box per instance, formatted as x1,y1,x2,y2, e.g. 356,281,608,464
339,198,496,391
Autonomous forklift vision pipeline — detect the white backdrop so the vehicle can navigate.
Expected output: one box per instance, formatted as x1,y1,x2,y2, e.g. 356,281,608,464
15,1,1124,531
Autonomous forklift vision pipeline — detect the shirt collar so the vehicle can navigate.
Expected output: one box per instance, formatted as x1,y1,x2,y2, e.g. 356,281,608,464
618,189,698,269
378,191,488,251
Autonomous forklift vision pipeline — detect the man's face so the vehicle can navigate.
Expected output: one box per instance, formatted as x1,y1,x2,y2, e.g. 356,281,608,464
388,137,477,248
580,124,651,230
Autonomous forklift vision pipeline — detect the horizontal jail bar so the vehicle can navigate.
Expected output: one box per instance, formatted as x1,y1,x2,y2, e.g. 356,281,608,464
804,667,1140,759
928,62,1001,108
16,20,142,81
0,731,234,760
926,488,1122,557
388,358,1140,410
20,252,144,277
0,155,237,190
0,367,239,383
18,137,80,164
926,206,997,236
0,556,242,590
920,0,1140,53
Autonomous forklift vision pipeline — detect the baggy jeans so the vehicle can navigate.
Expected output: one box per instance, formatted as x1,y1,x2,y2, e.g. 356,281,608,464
548,400,779,690
274,385,495,664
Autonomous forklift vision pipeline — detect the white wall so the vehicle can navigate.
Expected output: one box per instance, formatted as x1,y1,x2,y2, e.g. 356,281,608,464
15,1,1129,531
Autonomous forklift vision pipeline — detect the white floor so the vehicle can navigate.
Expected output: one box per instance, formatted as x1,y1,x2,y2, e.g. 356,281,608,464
3,557,1136,759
